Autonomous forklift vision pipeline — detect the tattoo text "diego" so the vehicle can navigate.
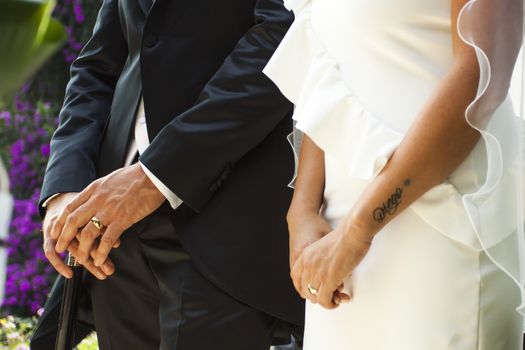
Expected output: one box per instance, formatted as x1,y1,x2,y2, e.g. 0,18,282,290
372,188,403,223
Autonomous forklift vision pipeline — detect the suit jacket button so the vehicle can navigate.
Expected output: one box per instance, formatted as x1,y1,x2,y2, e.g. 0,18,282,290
144,34,158,48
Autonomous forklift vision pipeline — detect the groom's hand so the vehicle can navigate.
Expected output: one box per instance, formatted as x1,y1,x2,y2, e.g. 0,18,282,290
50,163,165,267
43,193,115,280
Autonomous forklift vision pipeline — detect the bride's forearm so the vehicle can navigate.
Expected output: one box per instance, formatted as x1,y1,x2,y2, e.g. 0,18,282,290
342,54,480,242
287,135,326,220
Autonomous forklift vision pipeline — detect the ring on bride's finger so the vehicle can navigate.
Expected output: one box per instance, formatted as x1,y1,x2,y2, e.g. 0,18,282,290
307,284,319,296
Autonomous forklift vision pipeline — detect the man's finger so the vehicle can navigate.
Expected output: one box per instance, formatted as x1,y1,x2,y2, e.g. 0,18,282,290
73,233,116,275
95,223,122,267
67,240,107,280
113,238,121,248
55,203,96,253
50,186,94,240
88,238,115,276
75,220,103,264
43,236,72,279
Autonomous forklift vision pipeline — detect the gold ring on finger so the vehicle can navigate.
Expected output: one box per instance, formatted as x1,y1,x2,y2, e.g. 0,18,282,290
90,216,105,231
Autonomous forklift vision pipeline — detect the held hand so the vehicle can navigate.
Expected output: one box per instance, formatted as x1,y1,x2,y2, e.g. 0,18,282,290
43,193,115,280
291,224,372,309
51,163,165,267
287,210,332,271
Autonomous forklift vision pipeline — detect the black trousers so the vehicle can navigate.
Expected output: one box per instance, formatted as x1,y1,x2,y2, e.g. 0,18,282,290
88,213,281,350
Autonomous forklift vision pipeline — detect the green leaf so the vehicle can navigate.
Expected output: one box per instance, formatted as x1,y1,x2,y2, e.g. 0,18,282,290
0,0,66,103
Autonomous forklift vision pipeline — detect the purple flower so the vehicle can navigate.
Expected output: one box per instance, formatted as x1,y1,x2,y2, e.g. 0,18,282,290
5,297,17,306
40,144,50,157
0,111,11,125
73,3,85,23
10,140,24,158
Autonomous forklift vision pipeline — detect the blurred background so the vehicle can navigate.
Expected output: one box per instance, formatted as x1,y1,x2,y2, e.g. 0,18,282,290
0,0,101,348
0,1,522,349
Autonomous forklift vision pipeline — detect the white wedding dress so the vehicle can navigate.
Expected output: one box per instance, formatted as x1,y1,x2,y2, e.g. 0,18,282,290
264,0,525,349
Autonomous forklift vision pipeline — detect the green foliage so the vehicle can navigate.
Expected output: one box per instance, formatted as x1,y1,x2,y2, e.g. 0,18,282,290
0,0,66,104
0,316,99,349
0,315,34,349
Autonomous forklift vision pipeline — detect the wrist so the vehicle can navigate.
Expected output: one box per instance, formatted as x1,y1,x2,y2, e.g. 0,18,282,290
45,192,75,211
136,163,165,200
341,211,375,244
287,203,321,225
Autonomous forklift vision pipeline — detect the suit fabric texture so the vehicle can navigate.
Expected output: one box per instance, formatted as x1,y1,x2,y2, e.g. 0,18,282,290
32,0,303,348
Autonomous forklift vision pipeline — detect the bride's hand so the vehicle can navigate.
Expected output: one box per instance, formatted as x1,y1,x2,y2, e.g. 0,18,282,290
287,210,333,270
291,224,372,309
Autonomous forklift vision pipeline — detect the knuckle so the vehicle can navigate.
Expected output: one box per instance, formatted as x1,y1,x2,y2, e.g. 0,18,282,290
100,235,114,247
82,228,98,241
65,215,77,228
76,248,88,259
44,249,53,259
91,193,104,203
63,203,74,214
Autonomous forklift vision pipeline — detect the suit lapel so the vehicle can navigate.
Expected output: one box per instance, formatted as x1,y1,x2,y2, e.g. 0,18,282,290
138,0,153,16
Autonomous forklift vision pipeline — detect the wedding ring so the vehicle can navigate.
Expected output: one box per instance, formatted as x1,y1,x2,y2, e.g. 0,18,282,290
307,284,319,296
90,216,105,231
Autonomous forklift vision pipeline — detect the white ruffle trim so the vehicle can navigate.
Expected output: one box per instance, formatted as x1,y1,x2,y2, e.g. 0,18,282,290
264,0,483,250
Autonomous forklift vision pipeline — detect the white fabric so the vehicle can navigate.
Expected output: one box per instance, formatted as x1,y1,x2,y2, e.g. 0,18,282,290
264,0,525,348
456,0,525,315
126,98,183,209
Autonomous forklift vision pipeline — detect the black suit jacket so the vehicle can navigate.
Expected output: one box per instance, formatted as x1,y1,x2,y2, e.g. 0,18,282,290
39,0,303,333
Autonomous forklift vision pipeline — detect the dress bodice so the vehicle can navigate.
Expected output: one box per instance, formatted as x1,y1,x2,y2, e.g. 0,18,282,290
311,0,453,133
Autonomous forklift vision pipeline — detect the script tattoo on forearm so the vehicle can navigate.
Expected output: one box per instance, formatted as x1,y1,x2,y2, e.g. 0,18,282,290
372,179,411,224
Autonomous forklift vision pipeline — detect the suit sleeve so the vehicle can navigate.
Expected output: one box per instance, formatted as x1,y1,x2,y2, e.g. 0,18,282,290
139,0,294,213
39,0,128,214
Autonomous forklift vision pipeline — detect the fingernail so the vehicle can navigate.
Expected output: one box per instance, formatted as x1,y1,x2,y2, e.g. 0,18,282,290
97,272,106,280
334,296,341,304
101,264,112,274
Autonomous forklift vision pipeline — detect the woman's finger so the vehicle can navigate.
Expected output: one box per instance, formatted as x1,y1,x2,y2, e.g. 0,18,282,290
317,284,337,310
301,262,318,304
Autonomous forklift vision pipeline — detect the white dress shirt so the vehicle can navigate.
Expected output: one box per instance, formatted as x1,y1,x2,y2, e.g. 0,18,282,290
128,98,183,209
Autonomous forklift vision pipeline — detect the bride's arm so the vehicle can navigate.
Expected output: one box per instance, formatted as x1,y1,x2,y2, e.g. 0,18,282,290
288,135,325,220
287,135,333,281
293,0,486,308
341,0,478,242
